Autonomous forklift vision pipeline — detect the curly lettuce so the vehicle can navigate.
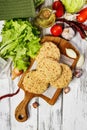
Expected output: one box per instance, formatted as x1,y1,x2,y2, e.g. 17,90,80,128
0,19,41,71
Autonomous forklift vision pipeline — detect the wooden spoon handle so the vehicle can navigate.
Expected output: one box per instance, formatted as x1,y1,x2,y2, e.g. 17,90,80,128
15,92,34,122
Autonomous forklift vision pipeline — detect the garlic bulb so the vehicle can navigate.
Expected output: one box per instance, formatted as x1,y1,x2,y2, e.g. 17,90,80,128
61,27,75,40
66,48,77,59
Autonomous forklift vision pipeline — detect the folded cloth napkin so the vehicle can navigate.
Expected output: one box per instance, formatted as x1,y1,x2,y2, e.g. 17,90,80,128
0,0,35,20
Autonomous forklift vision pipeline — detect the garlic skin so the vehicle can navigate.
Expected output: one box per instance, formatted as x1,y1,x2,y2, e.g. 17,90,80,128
66,48,77,59
63,13,77,21
76,54,85,68
61,27,75,40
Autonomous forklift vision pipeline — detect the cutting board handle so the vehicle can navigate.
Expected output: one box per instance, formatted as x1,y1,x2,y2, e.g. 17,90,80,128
15,92,34,122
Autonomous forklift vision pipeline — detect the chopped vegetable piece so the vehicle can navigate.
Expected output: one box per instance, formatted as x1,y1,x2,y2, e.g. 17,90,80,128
66,48,77,59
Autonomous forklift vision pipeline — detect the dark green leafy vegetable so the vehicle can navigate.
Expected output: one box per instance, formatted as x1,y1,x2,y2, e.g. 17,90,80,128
0,19,41,71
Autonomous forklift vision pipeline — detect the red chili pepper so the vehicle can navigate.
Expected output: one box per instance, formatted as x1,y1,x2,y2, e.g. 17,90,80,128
76,7,87,23
56,18,86,39
0,88,20,101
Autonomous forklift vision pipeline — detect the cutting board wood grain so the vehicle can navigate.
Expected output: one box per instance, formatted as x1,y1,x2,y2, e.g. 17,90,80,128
15,36,80,122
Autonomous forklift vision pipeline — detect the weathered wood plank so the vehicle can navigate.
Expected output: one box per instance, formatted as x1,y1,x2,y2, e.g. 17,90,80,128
0,77,11,130
38,95,63,130
62,36,87,130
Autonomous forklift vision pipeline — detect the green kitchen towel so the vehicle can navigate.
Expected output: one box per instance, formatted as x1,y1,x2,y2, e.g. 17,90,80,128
0,0,35,20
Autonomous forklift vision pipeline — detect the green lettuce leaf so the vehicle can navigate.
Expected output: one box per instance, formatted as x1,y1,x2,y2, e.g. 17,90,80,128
0,19,41,71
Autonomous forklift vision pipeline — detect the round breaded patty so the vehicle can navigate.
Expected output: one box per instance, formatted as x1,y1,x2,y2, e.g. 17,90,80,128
36,42,60,63
37,58,62,82
50,63,72,88
23,70,49,94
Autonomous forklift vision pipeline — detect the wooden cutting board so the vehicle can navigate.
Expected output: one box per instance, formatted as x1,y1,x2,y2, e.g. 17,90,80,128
15,36,80,122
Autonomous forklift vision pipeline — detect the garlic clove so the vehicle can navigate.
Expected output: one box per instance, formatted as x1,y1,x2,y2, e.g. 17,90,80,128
76,54,85,68
64,87,70,94
73,68,83,78
66,48,77,59
32,102,39,108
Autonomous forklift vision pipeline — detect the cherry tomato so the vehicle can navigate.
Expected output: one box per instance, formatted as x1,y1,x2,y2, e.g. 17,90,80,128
76,7,87,23
52,1,64,17
50,24,63,36
52,0,63,10
55,6,64,17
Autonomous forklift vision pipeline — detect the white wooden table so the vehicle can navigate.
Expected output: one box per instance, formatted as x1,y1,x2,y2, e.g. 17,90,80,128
0,0,87,130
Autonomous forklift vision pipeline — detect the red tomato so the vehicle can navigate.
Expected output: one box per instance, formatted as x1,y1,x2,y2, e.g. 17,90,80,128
50,24,63,36
52,0,63,10
55,6,64,17
52,1,64,17
76,7,87,23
